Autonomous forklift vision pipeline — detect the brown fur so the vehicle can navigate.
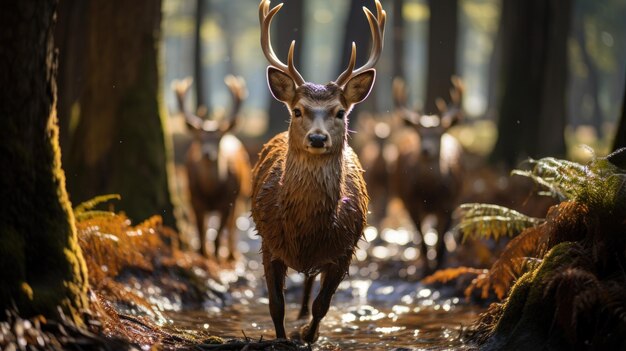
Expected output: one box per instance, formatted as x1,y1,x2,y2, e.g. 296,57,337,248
252,71,372,343
392,77,465,275
173,77,251,261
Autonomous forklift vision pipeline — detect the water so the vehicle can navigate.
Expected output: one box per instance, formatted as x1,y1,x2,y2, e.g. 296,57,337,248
167,267,482,350
167,214,484,350
168,297,480,350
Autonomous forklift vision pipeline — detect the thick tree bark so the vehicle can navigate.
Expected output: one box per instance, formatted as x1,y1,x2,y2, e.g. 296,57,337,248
67,0,177,228
490,0,572,167
424,0,458,114
0,0,89,323
266,0,303,136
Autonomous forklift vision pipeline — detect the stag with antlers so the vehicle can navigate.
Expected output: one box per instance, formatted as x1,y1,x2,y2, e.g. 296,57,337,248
251,0,385,343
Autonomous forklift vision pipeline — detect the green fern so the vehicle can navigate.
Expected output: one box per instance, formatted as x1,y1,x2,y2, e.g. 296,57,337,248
513,150,626,216
457,203,544,242
74,194,121,222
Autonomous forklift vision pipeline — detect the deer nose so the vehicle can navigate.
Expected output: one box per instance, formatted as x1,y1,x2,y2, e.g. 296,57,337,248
308,134,328,148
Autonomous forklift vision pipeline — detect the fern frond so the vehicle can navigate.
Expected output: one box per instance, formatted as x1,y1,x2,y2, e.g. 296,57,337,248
74,194,121,216
466,226,546,300
513,153,626,217
457,203,544,242
422,266,487,285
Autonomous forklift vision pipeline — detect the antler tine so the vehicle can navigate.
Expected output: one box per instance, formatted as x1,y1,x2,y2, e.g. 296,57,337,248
259,0,305,86
335,0,386,87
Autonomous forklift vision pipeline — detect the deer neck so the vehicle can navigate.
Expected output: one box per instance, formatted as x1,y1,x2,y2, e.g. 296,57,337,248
281,141,345,214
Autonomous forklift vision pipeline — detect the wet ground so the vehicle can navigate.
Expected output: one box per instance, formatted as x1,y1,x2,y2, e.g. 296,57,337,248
167,209,485,350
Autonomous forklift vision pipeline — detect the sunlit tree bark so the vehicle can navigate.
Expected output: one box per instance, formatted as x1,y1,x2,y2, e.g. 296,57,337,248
0,0,89,323
66,0,177,228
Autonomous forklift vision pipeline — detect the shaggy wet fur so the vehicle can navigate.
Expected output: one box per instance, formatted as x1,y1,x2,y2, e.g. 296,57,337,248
251,70,372,343
253,131,368,273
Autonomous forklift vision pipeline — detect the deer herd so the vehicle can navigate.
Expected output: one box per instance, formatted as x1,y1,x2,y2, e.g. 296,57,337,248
172,0,470,344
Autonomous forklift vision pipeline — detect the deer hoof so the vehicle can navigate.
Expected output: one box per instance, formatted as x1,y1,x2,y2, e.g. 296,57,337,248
300,324,319,343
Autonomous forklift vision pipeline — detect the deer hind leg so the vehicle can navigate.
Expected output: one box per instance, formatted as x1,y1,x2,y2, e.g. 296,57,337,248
226,201,241,262
263,252,287,339
215,206,236,261
297,274,316,320
300,260,348,343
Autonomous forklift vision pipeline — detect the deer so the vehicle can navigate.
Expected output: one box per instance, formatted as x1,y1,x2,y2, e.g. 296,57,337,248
251,0,385,343
172,75,252,262
354,112,394,229
391,76,465,275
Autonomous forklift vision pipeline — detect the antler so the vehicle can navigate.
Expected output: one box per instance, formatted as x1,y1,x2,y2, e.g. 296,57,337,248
172,77,204,130
437,76,464,127
335,0,386,87
392,77,421,125
259,0,305,86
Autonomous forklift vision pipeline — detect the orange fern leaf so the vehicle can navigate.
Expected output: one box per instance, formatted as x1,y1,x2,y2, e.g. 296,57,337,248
422,266,487,285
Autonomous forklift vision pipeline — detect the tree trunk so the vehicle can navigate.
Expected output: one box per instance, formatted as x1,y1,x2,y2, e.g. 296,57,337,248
424,0,458,114
194,0,208,110
67,0,177,228
490,0,572,167
337,0,380,116
0,0,89,323
574,12,603,138
613,73,626,151
266,0,303,136
55,0,89,164
392,0,405,79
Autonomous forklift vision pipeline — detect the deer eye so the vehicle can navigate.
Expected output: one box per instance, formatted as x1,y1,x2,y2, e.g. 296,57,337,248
293,108,302,117
335,110,345,119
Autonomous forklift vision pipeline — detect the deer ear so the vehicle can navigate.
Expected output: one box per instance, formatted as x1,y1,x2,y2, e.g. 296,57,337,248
267,66,296,103
343,69,376,105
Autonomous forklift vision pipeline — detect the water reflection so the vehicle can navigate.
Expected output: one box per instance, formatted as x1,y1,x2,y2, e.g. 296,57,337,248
165,212,482,350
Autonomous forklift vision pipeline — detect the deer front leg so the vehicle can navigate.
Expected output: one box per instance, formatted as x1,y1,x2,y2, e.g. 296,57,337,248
434,212,452,270
263,251,287,339
297,274,316,320
194,208,208,257
300,260,348,343
408,210,429,275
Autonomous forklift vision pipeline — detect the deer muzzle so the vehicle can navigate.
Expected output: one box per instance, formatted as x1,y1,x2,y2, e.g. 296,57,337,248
307,133,328,149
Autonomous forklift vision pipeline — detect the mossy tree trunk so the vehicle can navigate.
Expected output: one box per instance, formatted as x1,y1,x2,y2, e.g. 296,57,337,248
424,0,458,115
66,0,177,228
490,0,572,168
0,0,89,323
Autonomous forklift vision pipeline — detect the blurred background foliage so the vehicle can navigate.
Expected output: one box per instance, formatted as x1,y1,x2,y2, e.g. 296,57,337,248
161,0,625,161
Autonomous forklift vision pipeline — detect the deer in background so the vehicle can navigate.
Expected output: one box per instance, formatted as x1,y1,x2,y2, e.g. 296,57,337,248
252,0,385,343
354,112,394,229
172,76,251,261
392,76,465,275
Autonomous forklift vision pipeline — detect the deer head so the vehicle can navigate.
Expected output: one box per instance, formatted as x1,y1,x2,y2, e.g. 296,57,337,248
174,75,247,161
259,0,385,155
393,76,464,160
